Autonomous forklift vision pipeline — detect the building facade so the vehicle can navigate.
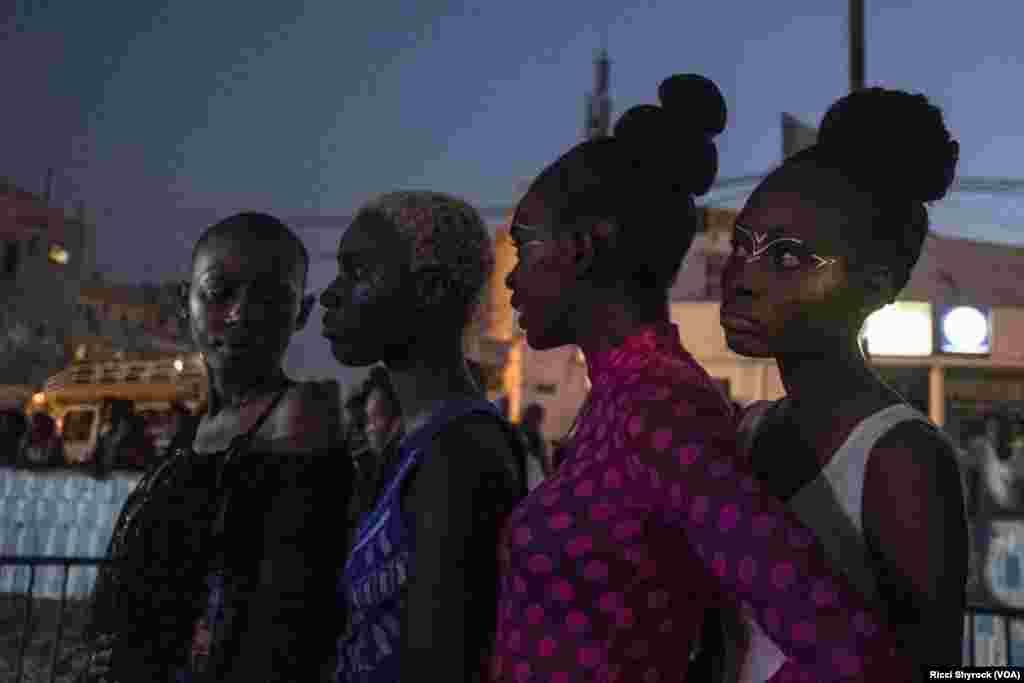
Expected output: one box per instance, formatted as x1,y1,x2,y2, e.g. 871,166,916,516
0,179,96,387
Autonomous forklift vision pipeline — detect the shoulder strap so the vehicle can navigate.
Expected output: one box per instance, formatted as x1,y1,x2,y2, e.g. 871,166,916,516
210,382,294,538
822,402,960,536
228,381,294,452
833,403,957,467
398,399,500,456
375,399,503,505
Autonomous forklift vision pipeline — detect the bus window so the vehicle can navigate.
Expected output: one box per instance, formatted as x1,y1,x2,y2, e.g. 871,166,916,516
63,410,96,443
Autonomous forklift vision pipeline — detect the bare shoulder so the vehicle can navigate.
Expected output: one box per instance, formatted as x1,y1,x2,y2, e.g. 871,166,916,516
873,419,959,466
433,413,520,469
868,419,963,497
416,413,523,496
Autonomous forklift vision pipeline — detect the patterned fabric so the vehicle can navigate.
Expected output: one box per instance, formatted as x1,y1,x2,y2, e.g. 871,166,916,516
490,322,914,683
335,399,503,683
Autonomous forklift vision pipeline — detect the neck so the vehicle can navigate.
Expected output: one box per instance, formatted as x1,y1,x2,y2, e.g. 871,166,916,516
574,293,669,360
385,337,480,436
207,364,288,414
775,336,882,411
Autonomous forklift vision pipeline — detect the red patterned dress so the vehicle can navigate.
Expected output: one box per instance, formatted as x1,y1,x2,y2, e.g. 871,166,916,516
490,322,913,683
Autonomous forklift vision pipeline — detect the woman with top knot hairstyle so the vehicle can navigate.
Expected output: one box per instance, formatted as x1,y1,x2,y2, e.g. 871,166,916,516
493,74,919,683
716,88,967,680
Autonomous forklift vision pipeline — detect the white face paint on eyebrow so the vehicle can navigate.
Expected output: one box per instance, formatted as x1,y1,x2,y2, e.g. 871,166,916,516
733,224,837,270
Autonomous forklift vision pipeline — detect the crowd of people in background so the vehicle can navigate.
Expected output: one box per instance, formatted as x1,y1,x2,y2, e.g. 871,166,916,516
0,399,197,474
960,409,1024,599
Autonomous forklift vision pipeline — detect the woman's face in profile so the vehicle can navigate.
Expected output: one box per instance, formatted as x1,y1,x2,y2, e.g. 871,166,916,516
321,212,412,367
504,192,578,352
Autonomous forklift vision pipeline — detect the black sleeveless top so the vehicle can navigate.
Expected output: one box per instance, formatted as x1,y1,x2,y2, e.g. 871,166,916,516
83,387,353,682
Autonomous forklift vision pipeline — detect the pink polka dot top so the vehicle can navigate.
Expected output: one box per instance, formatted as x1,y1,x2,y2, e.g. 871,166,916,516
490,323,914,683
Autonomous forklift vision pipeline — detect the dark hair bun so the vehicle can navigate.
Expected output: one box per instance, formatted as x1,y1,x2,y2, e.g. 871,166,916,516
612,104,665,150
658,74,727,137
817,87,958,202
612,73,727,197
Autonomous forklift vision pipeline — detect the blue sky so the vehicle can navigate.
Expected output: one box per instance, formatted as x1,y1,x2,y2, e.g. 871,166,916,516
4,0,1024,383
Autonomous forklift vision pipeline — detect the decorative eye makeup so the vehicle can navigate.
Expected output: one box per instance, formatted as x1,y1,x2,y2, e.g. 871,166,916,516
730,224,838,272
510,223,555,259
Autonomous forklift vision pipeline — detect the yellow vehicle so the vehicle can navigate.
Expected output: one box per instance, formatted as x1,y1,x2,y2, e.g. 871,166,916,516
0,385,35,412
41,352,206,463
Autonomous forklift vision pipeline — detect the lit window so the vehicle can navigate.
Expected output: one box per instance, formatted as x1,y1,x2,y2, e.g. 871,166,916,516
48,243,69,265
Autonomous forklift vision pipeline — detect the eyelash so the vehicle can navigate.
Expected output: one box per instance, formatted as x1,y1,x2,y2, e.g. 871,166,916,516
729,241,809,271
202,284,228,300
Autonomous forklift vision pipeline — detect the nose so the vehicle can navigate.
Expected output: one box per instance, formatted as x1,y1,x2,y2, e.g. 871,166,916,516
721,254,758,303
505,262,518,293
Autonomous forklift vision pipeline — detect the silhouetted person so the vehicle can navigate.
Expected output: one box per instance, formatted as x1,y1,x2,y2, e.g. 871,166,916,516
164,401,198,457
21,412,64,468
0,409,27,467
363,365,404,508
519,402,548,489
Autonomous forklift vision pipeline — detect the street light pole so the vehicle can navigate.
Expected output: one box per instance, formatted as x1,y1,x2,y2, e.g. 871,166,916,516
850,0,865,92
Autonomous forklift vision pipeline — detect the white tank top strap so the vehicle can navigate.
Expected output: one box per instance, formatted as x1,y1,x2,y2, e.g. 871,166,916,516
736,402,953,683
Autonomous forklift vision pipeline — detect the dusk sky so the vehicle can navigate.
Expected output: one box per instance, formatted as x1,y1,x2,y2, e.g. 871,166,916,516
5,0,1024,385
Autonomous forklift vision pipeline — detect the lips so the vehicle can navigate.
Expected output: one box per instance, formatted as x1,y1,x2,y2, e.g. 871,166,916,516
719,310,761,333
321,313,342,339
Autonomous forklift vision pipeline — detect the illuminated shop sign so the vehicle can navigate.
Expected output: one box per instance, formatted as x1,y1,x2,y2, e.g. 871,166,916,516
861,302,933,357
936,304,991,355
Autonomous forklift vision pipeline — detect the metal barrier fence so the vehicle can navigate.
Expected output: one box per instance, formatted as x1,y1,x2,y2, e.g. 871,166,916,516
1,554,1022,681
0,555,107,683
965,602,1024,666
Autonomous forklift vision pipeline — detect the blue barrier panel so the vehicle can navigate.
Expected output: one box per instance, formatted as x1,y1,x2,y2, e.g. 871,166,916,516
0,468,141,596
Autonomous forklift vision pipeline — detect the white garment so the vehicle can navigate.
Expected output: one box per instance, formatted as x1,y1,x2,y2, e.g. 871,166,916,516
734,402,958,683
525,455,546,491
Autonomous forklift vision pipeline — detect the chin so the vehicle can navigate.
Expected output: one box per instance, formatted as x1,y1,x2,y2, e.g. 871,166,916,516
723,333,774,359
524,327,570,352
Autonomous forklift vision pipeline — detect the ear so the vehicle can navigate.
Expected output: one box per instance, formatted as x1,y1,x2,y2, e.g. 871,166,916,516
569,228,599,280
295,293,316,331
413,266,454,312
176,281,190,320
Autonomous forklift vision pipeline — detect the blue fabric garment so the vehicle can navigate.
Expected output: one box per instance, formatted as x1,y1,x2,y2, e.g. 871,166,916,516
335,399,499,683
176,572,225,683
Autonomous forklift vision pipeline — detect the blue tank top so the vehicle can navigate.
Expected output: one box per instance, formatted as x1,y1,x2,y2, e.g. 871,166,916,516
334,399,500,683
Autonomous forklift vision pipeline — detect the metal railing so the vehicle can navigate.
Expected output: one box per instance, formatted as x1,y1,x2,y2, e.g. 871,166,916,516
0,555,107,683
965,602,1023,667
1,554,1022,679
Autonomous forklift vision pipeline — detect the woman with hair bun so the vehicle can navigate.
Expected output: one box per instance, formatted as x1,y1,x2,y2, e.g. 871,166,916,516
718,88,967,680
494,74,916,683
